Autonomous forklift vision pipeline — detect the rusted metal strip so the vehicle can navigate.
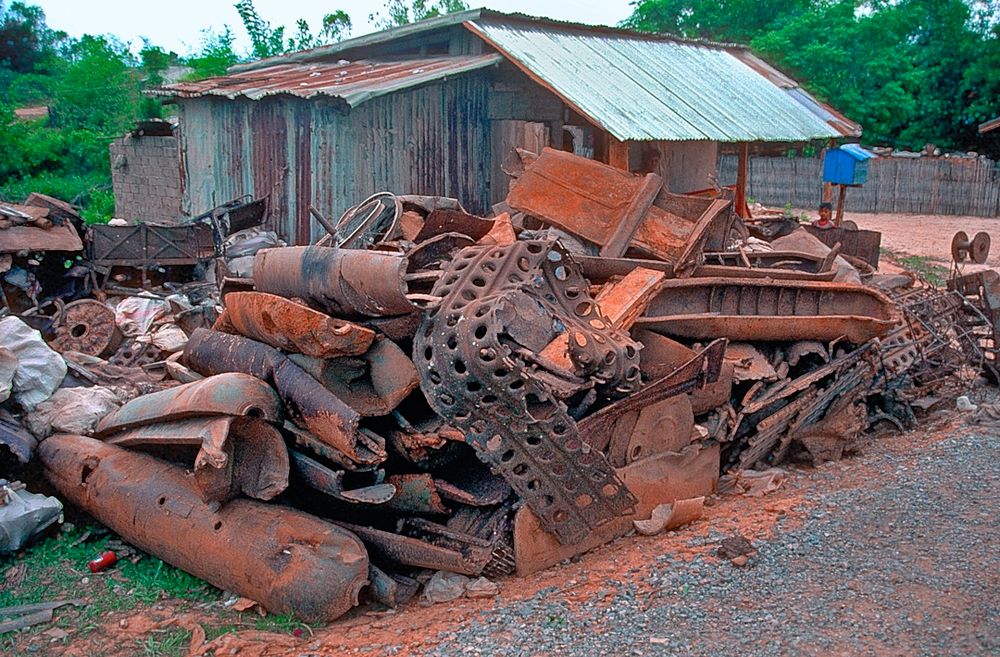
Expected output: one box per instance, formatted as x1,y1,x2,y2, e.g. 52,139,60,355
95,373,282,435
184,328,366,463
599,172,662,258
336,521,489,576
104,416,289,504
289,449,396,504
40,435,368,623
636,278,899,343
253,246,416,317
215,292,374,358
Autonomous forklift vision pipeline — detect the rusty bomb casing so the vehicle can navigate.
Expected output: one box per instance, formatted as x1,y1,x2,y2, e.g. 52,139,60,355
40,434,369,623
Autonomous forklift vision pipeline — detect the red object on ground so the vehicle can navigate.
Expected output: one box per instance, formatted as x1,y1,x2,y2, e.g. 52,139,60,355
89,550,118,573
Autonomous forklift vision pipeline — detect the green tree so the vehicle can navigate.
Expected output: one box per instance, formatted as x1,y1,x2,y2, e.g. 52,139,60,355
51,34,140,133
235,0,351,58
623,0,811,43
623,0,1000,153
185,28,240,79
0,1,66,73
369,0,469,30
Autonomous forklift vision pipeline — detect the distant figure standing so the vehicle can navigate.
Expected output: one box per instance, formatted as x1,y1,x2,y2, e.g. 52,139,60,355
812,202,834,230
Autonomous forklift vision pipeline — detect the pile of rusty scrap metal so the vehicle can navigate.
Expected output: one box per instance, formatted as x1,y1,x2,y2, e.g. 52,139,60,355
0,194,88,313
27,148,998,623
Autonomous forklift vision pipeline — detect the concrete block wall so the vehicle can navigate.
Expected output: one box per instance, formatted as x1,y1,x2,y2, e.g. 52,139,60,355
110,134,183,224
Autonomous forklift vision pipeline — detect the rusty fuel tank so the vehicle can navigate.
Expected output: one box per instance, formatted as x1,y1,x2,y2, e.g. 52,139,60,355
39,434,368,623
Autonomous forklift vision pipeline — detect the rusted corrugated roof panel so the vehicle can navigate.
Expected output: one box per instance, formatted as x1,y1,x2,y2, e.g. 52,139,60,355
465,18,842,142
727,50,861,138
979,116,1000,134
153,55,502,106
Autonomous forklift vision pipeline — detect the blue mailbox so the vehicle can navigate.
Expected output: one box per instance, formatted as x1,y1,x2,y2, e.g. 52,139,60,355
822,144,876,186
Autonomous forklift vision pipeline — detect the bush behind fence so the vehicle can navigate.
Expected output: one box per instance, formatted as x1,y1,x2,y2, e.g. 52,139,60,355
718,154,1000,217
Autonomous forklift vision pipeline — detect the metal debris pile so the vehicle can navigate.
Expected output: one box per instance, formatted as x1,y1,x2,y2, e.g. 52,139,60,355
5,148,998,623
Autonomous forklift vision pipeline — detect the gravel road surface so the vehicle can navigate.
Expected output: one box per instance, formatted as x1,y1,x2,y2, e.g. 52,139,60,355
423,425,999,657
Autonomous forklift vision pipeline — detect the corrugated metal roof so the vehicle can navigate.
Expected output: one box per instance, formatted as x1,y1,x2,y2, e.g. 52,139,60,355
727,50,860,138
466,18,842,142
153,55,502,105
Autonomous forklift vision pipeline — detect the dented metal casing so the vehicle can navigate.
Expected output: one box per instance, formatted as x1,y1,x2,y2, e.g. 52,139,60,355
39,435,368,623
253,246,416,317
103,416,289,505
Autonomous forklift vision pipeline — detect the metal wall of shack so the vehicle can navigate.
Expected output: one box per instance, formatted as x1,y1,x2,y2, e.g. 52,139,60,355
178,73,493,244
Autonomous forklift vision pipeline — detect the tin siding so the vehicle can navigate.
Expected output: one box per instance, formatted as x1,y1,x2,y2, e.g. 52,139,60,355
180,73,492,245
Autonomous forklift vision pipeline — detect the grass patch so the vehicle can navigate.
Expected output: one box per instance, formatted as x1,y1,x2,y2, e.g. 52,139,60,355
136,627,191,657
894,255,949,287
0,521,222,652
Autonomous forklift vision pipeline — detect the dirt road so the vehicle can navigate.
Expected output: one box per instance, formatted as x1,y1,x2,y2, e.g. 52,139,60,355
798,210,1000,269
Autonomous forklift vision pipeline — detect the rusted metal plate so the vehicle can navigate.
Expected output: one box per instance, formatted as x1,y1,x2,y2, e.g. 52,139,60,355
253,246,416,317
50,300,122,358
636,278,899,343
0,221,83,253
804,225,882,267
215,292,374,358
580,339,726,453
289,338,419,417
505,148,723,267
606,394,694,467
415,240,638,545
40,434,368,623
104,416,289,504
184,328,370,464
95,373,282,435
513,443,719,576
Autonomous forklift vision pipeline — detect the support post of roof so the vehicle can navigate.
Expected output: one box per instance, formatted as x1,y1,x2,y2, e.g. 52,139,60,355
735,142,749,218
609,137,630,171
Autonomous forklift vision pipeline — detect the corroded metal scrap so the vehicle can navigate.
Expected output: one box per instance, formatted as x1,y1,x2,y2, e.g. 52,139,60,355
253,246,417,317
414,240,639,545
40,434,368,623
288,338,419,417
103,416,289,504
184,328,380,465
95,372,282,435
214,291,375,358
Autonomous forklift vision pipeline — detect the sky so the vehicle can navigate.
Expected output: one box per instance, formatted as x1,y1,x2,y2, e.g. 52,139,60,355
29,1,636,56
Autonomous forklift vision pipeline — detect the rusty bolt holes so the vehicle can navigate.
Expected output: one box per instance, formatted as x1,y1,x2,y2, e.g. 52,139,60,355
70,323,87,338
526,243,544,255
474,324,488,340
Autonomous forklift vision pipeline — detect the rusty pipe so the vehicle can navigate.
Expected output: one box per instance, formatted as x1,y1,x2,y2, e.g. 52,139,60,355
39,434,368,623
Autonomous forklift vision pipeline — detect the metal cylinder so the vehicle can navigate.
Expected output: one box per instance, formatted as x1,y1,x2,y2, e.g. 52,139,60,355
40,434,369,623
253,246,415,317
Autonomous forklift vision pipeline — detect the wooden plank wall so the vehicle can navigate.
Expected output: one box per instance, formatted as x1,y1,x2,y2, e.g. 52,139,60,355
718,154,1000,216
